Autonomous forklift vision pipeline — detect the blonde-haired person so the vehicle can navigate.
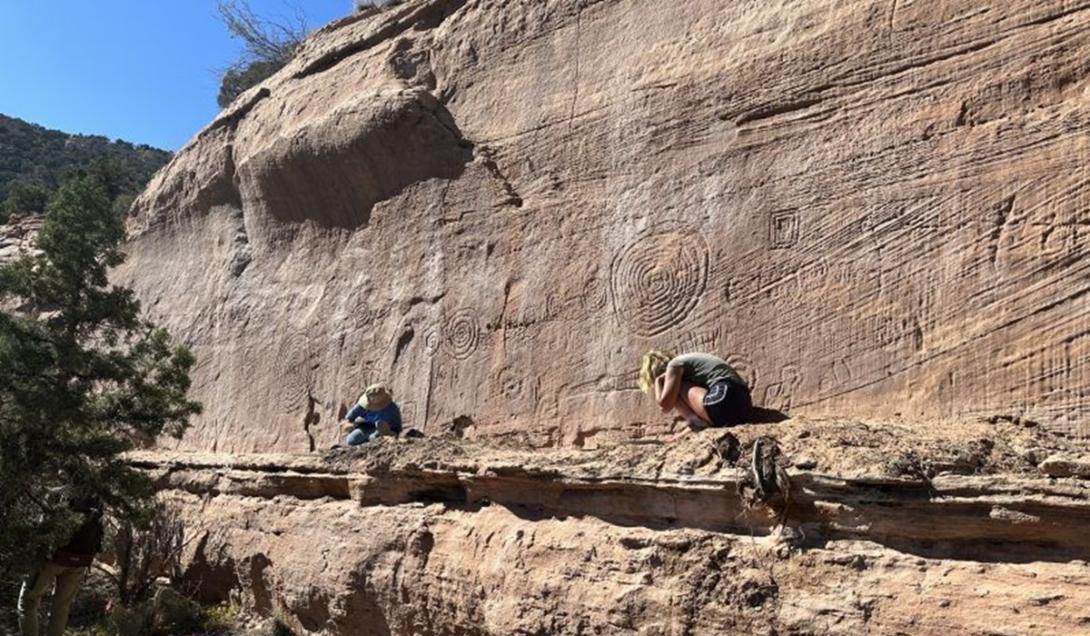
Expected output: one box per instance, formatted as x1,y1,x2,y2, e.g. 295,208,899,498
639,350,752,429
341,384,402,445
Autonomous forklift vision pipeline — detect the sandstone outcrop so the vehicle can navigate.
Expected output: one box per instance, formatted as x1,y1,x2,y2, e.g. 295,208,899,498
116,0,1090,453
133,418,1090,635
0,216,42,263
107,0,1090,633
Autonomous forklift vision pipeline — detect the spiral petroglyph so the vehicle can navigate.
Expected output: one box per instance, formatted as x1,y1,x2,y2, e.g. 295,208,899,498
444,309,481,359
610,232,709,336
424,327,443,354
277,332,313,412
545,291,567,320
580,276,608,312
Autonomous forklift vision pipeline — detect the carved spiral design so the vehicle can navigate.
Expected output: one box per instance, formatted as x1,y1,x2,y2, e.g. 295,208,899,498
424,327,443,354
545,292,566,320
580,276,608,312
444,309,480,360
277,332,312,413
611,232,709,336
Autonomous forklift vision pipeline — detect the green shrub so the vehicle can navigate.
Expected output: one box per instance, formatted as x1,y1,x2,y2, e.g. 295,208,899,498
353,0,403,12
217,60,284,108
216,1,306,108
66,597,239,636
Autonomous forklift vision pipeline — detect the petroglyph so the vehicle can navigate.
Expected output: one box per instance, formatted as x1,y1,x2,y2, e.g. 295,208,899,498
277,332,314,413
610,232,709,337
769,209,800,249
399,400,418,429
496,366,527,401
423,327,443,354
545,291,569,320
763,366,802,412
676,329,722,356
724,354,759,392
491,366,541,416
831,357,854,387
580,275,608,312
444,309,481,360
118,0,1090,449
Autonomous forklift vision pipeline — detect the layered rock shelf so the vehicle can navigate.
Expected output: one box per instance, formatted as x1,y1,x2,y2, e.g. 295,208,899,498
134,419,1090,634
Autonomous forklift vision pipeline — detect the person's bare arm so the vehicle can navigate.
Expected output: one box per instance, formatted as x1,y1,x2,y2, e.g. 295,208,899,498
657,366,684,412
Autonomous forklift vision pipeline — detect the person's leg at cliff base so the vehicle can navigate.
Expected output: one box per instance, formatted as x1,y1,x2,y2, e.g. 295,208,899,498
19,562,85,636
345,420,377,446
19,496,103,636
340,384,403,446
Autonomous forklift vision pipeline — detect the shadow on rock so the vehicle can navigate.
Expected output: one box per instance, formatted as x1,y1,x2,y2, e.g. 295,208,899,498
749,407,789,424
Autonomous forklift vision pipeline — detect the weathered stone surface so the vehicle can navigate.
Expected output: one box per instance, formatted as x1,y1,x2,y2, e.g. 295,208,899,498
116,0,1090,453
135,420,1090,635
1039,453,1090,478
0,216,43,264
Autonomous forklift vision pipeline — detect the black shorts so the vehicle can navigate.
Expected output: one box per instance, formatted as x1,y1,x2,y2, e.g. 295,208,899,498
703,380,752,427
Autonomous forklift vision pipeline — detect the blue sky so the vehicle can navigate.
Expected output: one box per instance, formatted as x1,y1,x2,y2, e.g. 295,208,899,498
0,1,350,150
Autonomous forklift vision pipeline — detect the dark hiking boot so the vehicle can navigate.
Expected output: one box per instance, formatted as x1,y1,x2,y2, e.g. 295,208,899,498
752,436,785,501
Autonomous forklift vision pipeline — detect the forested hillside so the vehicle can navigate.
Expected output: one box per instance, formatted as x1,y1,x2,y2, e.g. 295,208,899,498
0,113,170,217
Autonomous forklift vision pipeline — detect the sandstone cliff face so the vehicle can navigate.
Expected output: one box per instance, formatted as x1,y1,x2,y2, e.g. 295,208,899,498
135,420,1090,635
117,0,1090,453
113,3,1090,633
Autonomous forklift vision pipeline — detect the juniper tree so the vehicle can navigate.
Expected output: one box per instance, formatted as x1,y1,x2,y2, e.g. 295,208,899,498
0,176,200,578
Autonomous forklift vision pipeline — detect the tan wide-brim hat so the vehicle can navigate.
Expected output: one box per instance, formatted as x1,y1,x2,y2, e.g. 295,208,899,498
357,384,393,411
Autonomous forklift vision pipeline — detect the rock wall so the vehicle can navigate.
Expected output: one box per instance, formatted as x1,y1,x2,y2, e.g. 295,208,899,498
133,419,1090,635
118,0,1090,453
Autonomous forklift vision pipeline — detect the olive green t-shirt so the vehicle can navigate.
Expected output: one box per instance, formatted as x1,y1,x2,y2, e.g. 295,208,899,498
667,353,745,388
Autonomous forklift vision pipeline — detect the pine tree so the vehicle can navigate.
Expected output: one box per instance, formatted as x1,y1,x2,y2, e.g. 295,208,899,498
0,176,201,577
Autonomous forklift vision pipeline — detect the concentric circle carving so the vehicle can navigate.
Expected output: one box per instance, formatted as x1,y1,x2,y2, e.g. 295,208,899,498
545,291,566,320
424,327,443,354
580,276,608,312
610,232,709,336
444,309,480,360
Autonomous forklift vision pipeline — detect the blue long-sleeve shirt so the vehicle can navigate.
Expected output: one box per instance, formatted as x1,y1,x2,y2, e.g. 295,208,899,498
345,403,403,434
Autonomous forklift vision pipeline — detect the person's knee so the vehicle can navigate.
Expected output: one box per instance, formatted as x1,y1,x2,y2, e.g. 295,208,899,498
345,429,367,446
18,587,40,611
19,575,46,604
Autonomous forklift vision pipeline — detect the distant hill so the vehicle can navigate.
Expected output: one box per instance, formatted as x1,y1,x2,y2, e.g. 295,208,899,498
0,113,171,213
